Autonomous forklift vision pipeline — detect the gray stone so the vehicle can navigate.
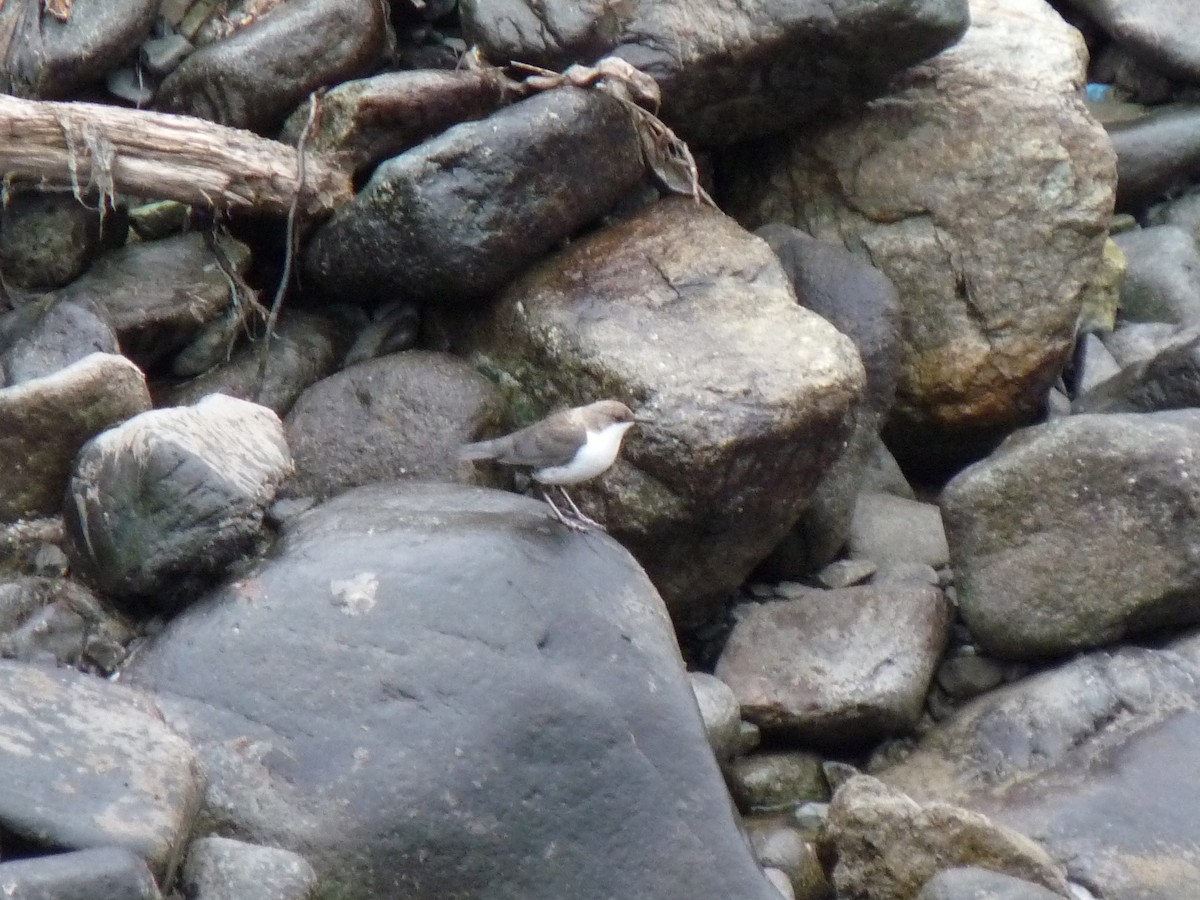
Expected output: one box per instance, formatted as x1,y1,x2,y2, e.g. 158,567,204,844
745,822,831,900
918,866,1065,900
815,558,877,589
0,661,202,881
305,87,645,307
124,482,782,900
1112,225,1200,325
53,232,251,372
460,0,968,147
936,654,1005,701
1108,103,1200,212
182,837,317,900
942,411,1200,658
716,583,952,747
689,672,742,762
849,493,950,569
65,394,293,606
1100,320,1189,366
0,847,161,900
1073,331,1200,413
1072,333,1120,396
0,353,151,522
0,0,158,98
156,0,387,133
725,0,1115,471
282,350,504,498
822,776,1069,900
0,296,119,387
0,576,135,674
1060,0,1200,83
726,752,830,813
457,197,865,623
0,190,104,291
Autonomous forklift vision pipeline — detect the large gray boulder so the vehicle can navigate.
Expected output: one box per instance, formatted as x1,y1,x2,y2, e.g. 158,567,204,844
724,0,1116,471
124,482,781,900
455,197,865,623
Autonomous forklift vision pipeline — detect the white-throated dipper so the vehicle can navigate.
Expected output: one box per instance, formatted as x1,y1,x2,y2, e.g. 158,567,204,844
459,400,648,530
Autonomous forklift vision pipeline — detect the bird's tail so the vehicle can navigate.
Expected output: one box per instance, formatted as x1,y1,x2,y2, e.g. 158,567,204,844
458,438,500,461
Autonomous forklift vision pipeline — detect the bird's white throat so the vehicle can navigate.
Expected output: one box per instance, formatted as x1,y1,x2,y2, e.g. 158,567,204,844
533,421,636,485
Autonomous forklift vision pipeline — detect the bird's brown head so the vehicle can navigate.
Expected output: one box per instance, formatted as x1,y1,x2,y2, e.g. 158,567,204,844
586,400,650,429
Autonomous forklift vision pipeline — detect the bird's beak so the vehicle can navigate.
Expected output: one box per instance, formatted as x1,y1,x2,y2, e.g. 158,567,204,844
632,414,654,425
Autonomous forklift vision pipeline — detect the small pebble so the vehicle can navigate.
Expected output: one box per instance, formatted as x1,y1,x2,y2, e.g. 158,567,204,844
816,558,876,588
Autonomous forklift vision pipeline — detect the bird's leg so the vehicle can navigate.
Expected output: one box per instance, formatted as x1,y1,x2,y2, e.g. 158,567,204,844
540,488,587,531
558,487,605,531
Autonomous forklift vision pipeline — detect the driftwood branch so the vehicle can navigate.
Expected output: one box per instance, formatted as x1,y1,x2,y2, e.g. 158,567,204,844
0,94,353,219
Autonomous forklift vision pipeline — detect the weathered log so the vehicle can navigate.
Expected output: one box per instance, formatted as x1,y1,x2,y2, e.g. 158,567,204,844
0,94,353,218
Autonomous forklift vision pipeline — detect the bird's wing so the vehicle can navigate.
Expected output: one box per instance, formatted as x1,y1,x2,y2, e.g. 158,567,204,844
497,413,586,469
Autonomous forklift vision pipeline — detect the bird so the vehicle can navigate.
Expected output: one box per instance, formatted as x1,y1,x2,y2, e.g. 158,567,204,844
459,400,648,530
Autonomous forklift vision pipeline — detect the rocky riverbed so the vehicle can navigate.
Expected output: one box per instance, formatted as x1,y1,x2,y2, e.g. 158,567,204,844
3,0,1200,897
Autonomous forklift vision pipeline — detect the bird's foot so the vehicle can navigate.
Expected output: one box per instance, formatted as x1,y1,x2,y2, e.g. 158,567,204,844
558,488,606,531
542,490,605,532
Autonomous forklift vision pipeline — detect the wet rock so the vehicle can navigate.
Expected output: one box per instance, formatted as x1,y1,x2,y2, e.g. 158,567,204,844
0,296,119,387
755,224,903,575
0,190,104,291
918,866,1066,900
0,660,202,881
943,411,1200,658
745,821,832,900
725,0,1115,473
726,752,830,813
1072,331,1200,412
0,576,135,674
848,493,950,569
460,0,969,147
65,394,293,607
881,633,1200,900
1111,225,1200,325
690,672,742,762
52,232,252,373
305,87,645,306
458,197,865,623
0,0,158,98
279,68,515,176
282,350,504,498
182,837,317,900
156,0,388,133
716,583,952,748
0,353,151,522
0,847,161,900
822,776,1070,900
1108,104,1200,213
1060,0,1200,83
125,482,782,900
156,310,350,418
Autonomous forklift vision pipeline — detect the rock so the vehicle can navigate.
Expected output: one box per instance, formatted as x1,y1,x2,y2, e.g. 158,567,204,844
0,576,135,674
156,0,388,133
282,351,504,498
881,633,1200,899
815,558,878,589
726,752,830,813
863,438,918,499
458,197,865,623
460,0,969,146
1072,332,1200,412
0,660,202,881
304,87,645,306
155,311,351,418
0,296,119,387
0,847,161,900
822,776,1070,900
935,654,1006,701
942,411,1200,658
0,0,158,98
724,0,1116,473
765,867,796,899
755,224,903,574
1070,333,1120,396
1112,225,1200,325
341,301,420,368
0,190,105,291
1108,103,1200,212
124,482,782,900
716,583,952,747
53,232,252,373
849,493,951,568
0,518,65,579
1101,320,1190,366
1148,188,1200,245
0,353,151,522
1074,237,1124,334
65,394,293,607
745,822,832,900
918,867,1070,900
1060,0,1200,82
689,672,742,762
279,68,514,176
182,837,317,900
